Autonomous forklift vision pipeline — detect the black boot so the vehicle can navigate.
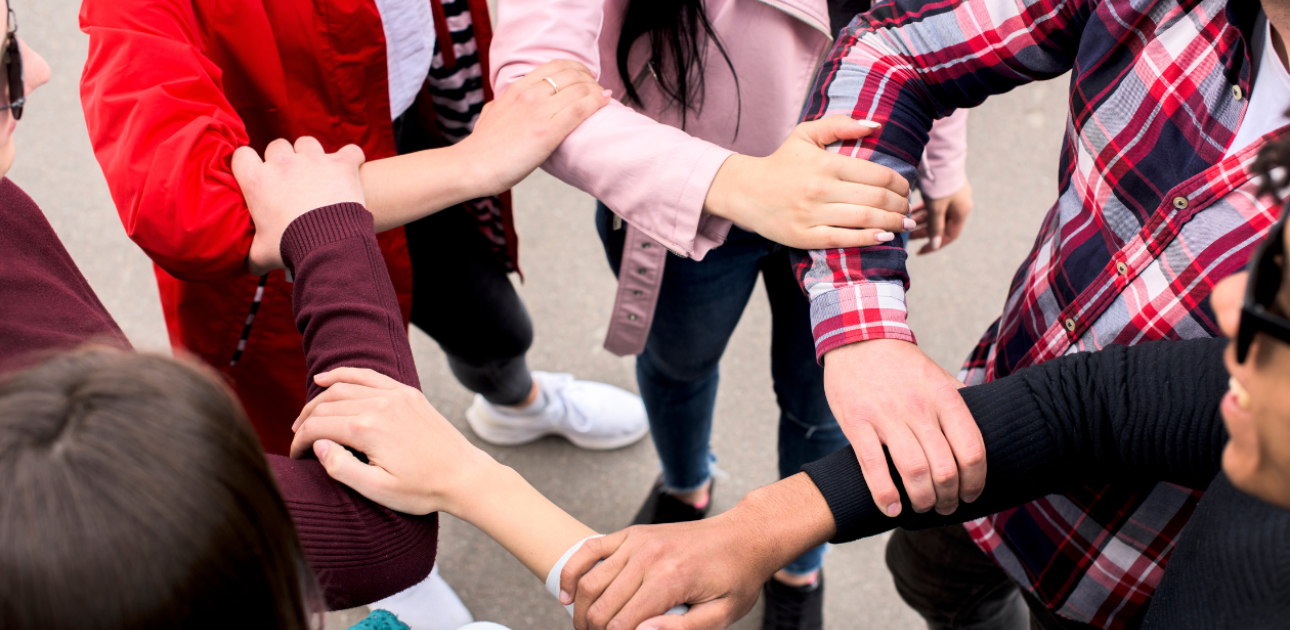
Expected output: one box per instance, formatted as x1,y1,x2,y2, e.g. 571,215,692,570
761,570,824,630
631,477,713,525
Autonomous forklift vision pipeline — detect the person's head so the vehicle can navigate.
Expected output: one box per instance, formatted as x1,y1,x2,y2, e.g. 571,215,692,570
0,349,320,628
1212,132,1290,509
0,3,51,178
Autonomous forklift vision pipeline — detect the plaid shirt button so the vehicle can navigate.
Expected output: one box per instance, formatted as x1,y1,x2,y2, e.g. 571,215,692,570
1064,317,1076,332
1116,261,1128,275
1233,84,1244,100
1173,196,1189,209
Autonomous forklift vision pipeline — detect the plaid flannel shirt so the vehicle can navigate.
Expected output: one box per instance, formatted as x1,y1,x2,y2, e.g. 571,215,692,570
795,1,1284,626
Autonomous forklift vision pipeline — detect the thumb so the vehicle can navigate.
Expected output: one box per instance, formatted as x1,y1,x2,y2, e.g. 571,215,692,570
795,115,882,148
314,438,389,494
231,145,264,188
634,600,733,630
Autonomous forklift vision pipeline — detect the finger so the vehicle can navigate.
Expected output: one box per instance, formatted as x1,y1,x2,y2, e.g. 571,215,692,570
940,200,971,249
636,600,733,630
562,532,626,604
264,137,295,162
908,413,961,515
613,582,691,630
290,414,369,459
876,421,938,513
926,200,948,253
800,226,898,249
541,67,603,94
832,157,911,197
231,145,264,186
550,83,611,131
815,203,913,233
336,143,367,166
574,540,633,629
584,560,644,630
293,136,325,155
850,422,903,517
940,396,987,504
314,367,404,390
313,438,394,497
514,59,592,89
293,381,389,431
796,115,882,148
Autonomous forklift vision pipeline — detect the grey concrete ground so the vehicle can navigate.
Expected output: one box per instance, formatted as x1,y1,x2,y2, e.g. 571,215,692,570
12,0,1067,627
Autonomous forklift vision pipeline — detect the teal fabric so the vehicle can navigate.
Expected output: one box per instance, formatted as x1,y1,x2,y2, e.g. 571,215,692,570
347,610,409,630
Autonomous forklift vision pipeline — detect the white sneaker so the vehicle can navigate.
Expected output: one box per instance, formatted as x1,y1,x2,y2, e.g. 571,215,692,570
465,371,649,450
369,564,474,630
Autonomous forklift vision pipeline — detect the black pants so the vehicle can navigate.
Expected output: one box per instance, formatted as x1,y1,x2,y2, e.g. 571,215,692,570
886,525,1104,630
396,114,534,406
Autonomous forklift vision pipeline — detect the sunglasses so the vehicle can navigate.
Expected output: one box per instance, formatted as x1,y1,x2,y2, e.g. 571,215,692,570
2,8,23,120
1237,205,1290,363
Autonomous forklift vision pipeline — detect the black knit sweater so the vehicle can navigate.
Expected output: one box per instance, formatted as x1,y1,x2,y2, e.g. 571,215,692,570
802,338,1290,628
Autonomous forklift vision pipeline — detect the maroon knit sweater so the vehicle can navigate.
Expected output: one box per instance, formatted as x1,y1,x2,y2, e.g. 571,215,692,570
0,179,435,609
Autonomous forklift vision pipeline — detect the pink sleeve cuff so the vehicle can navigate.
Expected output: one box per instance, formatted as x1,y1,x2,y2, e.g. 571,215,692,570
917,109,969,200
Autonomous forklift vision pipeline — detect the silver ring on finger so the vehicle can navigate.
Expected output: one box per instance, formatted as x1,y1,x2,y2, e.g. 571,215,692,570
545,76,559,95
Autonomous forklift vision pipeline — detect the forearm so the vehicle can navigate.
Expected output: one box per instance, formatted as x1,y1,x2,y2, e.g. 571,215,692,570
451,463,598,579
726,472,838,576
360,143,496,232
806,338,1231,542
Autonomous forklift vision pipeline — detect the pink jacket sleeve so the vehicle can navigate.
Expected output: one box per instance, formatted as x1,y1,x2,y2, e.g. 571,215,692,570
489,0,735,259
918,109,969,199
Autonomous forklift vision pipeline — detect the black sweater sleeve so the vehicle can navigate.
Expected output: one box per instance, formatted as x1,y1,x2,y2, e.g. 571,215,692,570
804,338,1231,543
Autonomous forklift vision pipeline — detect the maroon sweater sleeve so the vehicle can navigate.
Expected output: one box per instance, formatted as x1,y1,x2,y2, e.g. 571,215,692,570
266,202,435,610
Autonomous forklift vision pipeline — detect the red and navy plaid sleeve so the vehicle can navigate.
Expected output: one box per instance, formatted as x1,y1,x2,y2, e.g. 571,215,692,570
794,0,1093,360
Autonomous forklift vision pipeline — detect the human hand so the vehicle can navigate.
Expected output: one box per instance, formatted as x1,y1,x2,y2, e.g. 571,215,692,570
823,339,985,516
459,59,610,196
558,474,834,630
910,181,974,255
702,116,912,249
233,137,366,275
289,367,499,516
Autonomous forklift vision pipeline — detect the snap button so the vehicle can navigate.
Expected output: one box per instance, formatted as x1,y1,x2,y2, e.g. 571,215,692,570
1116,261,1128,276
627,314,638,321
641,242,651,249
633,290,643,297
1232,84,1244,101
1172,196,1188,210
1064,317,1076,332
636,268,648,275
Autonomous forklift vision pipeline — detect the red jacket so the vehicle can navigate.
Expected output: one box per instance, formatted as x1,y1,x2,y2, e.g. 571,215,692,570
79,0,505,454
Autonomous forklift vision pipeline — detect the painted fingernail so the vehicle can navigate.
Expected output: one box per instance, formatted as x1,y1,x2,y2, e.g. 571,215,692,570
560,590,571,604
292,418,303,432
930,236,942,250
857,119,881,128
886,502,902,517
314,440,330,459
902,218,916,230
602,89,613,98
875,232,896,242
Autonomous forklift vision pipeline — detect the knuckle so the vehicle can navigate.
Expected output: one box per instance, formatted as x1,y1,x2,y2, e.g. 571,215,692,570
931,464,958,486
901,459,930,481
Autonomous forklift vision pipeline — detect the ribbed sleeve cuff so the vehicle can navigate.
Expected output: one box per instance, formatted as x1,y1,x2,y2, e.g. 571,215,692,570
802,446,883,544
280,202,375,271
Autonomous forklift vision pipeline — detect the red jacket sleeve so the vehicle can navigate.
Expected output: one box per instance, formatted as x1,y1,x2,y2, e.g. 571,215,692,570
79,0,254,281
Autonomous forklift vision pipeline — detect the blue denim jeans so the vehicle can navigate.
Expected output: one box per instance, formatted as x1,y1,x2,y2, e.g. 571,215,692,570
596,203,848,575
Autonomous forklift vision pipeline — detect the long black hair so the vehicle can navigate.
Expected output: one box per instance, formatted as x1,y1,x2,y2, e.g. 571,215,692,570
615,0,740,132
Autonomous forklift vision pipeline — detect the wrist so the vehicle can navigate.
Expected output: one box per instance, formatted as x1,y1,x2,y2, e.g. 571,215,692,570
437,454,515,519
723,474,836,577
448,137,505,199
703,153,754,222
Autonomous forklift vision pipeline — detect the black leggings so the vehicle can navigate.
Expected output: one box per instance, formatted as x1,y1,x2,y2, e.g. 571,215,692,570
396,114,534,406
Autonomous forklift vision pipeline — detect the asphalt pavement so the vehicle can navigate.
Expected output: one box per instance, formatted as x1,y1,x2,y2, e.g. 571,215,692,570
11,0,1069,627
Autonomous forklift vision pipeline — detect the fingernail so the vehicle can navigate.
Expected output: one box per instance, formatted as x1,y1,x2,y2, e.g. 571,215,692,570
963,493,980,503
560,590,571,604
936,505,955,516
857,119,881,128
875,232,895,243
291,418,303,432
314,440,329,459
930,236,942,250
886,502,902,517
902,218,916,230
602,89,613,98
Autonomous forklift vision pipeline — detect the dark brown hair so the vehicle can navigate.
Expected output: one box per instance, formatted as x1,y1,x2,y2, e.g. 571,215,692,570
1253,111,1290,201
0,349,320,629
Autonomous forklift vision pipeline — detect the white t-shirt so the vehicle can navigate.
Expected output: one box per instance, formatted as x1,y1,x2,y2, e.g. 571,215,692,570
374,0,437,121
1226,16,1290,157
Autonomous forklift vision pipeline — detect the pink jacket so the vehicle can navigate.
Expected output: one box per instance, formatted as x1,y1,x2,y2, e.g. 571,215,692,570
491,0,968,355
